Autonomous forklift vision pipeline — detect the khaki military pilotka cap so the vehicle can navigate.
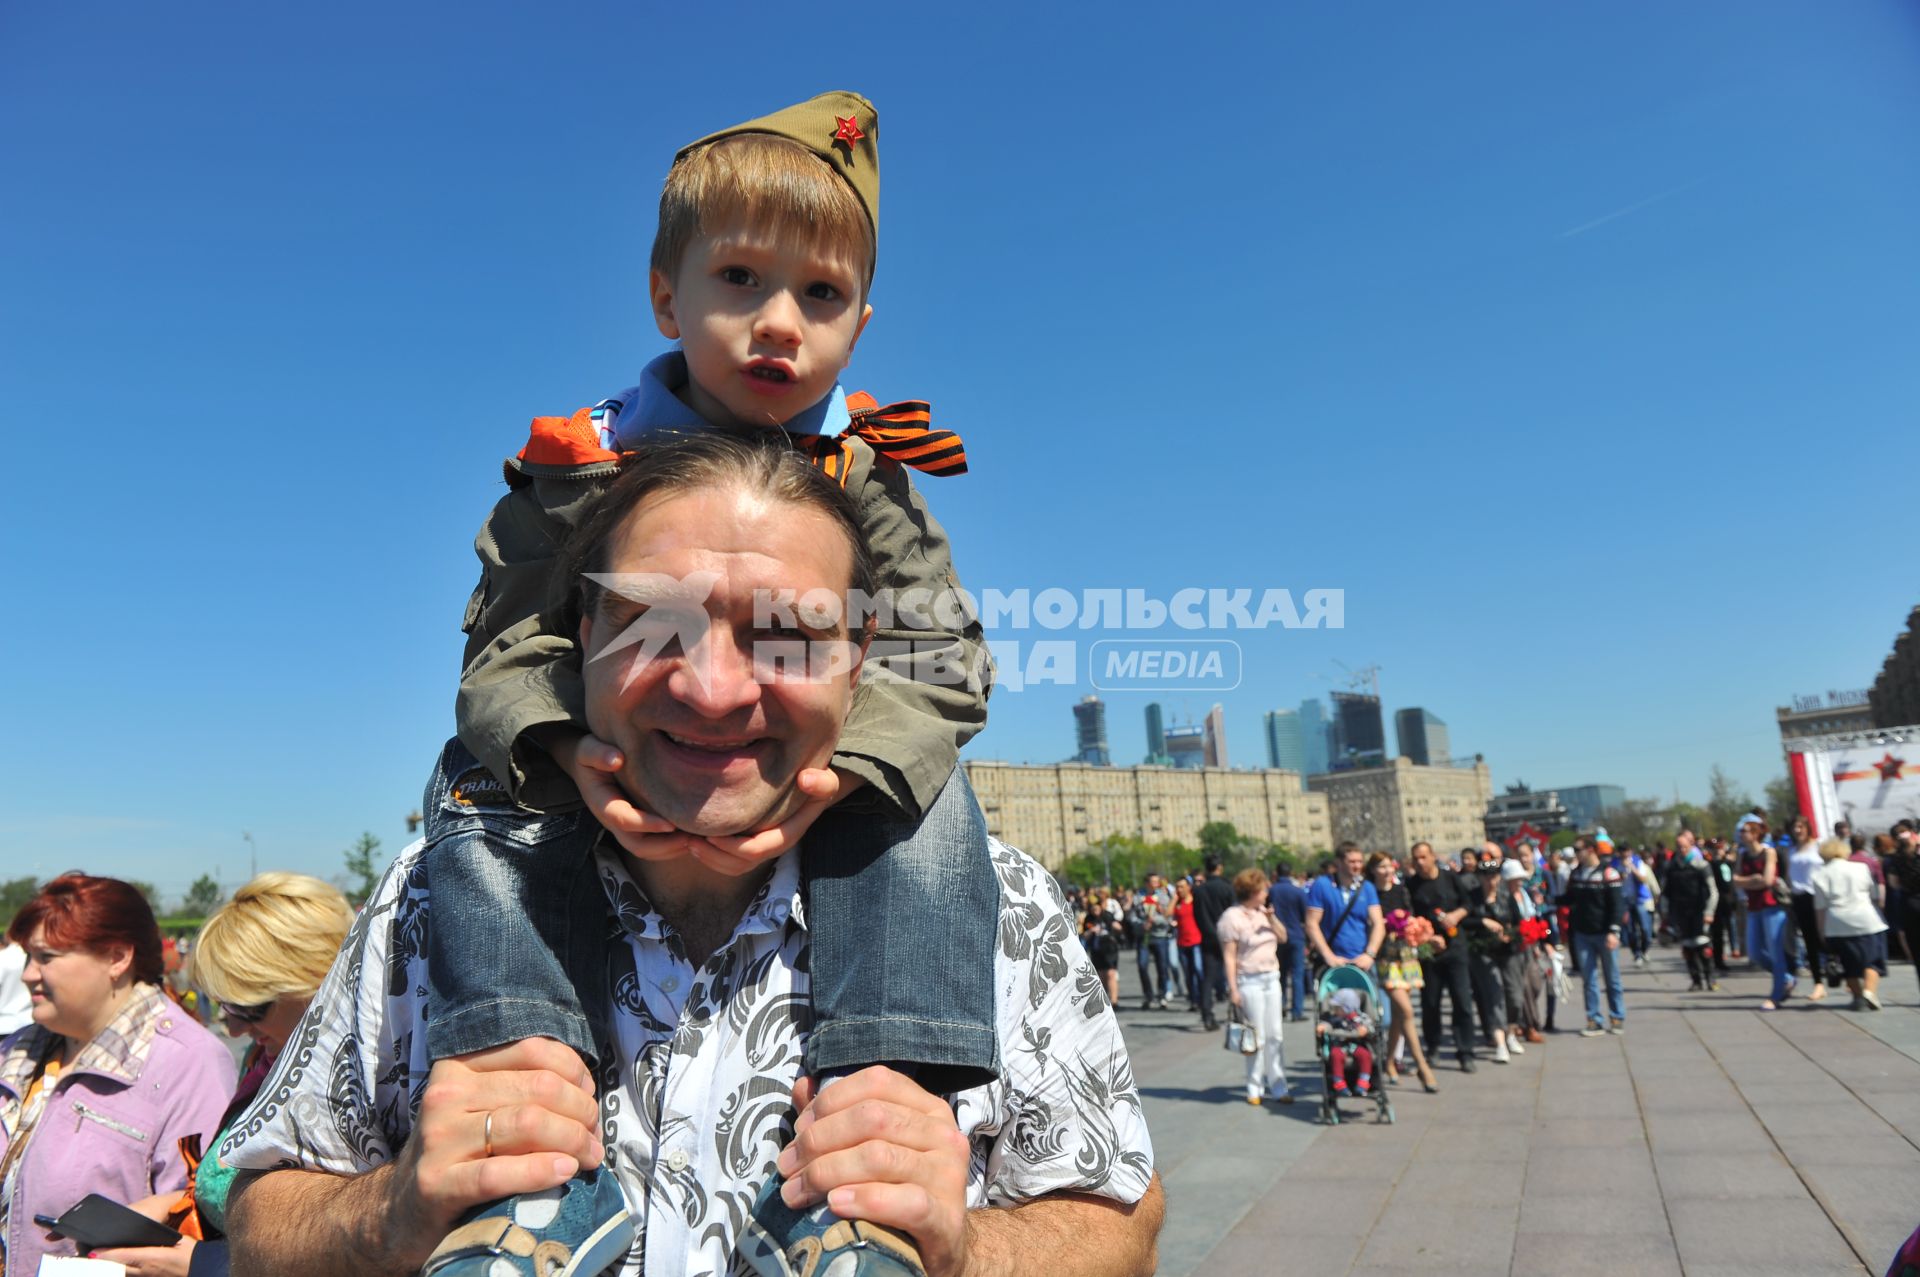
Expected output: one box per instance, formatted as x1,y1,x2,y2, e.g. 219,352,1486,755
675,90,880,235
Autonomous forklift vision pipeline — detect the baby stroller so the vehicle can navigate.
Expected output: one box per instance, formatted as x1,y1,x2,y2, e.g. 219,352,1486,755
1314,964,1394,1126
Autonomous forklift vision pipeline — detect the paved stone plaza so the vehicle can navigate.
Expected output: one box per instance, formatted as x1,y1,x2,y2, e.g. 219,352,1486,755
1124,950,1920,1275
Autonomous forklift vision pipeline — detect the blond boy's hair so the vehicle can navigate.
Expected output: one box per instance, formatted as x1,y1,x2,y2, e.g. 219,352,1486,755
188,871,354,1006
651,133,876,298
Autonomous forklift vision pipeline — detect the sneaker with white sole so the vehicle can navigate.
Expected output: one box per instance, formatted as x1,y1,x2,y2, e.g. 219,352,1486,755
1492,1041,1511,1064
1579,1023,1606,1038
1508,1038,1525,1055
422,1169,633,1277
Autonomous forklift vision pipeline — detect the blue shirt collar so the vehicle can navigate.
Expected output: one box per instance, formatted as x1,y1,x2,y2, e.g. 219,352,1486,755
607,351,848,448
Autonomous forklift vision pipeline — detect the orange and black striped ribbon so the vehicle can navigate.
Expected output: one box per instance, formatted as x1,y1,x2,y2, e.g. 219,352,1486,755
792,395,969,487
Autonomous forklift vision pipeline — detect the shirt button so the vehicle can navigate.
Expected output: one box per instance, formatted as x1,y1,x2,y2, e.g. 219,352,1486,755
661,977,679,993
666,1150,689,1172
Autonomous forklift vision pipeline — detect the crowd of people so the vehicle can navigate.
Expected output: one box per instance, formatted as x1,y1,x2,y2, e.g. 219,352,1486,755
0,871,354,1276
1071,814,1920,1106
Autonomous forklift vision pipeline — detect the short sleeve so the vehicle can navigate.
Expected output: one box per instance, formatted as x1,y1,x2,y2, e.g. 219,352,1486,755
954,840,1154,1208
220,844,431,1177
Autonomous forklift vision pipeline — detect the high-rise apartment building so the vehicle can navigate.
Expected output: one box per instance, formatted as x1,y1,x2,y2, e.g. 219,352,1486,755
1203,703,1229,768
1308,757,1495,855
1551,784,1626,833
1144,702,1168,764
965,759,1332,868
1298,698,1331,776
1265,709,1307,772
1072,695,1110,766
1329,692,1386,769
1165,725,1205,769
1395,708,1450,767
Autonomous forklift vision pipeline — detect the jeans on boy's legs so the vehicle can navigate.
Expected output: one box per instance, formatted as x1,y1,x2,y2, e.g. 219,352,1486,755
422,739,602,1069
802,766,999,1094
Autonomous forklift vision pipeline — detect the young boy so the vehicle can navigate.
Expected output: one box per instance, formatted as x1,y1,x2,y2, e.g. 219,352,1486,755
1317,987,1376,1096
423,92,998,1277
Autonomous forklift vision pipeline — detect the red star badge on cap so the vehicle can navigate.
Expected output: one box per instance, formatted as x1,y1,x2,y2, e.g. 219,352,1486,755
833,115,865,146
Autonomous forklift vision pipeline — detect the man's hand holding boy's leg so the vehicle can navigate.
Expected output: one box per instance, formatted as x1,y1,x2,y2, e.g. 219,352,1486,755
547,728,859,875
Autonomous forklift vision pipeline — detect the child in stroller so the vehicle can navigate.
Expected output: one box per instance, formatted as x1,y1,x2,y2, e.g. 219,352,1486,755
1314,966,1395,1125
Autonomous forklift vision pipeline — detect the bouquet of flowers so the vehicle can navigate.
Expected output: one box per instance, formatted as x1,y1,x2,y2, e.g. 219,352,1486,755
1385,909,1439,960
1518,917,1552,948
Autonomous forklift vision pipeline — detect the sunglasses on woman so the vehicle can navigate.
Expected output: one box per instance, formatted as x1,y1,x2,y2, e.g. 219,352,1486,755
217,998,276,1024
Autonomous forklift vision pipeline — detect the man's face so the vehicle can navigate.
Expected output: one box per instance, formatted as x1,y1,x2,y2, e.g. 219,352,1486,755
1677,831,1695,854
1147,874,1163,894
1411,844,1436,878
651,221,871,430
579,485,864,837
1341,850,1364,882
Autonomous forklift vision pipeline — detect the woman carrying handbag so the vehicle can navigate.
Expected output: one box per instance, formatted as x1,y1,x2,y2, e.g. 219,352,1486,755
1219,869,1294,1106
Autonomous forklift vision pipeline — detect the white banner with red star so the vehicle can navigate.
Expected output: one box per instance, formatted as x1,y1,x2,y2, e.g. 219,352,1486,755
1795,740,1920,837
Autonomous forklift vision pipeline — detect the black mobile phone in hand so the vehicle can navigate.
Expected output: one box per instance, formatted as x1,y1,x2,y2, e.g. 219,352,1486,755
35,1193,183,1250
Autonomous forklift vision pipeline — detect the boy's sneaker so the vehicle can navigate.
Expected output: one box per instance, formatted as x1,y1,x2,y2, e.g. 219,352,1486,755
422,1170,633,1277
1607,1020,1625,1035
1492,1041,1511,1064
741,1173,926,1277
1579,1022,1606,1038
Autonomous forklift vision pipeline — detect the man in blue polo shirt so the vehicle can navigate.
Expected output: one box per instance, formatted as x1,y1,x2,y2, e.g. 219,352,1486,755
1305,841,1386,976
1268,864,1312,1021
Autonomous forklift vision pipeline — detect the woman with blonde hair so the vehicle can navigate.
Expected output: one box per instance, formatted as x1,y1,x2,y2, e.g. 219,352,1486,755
92,873,353,1277
1810,839,1889,1011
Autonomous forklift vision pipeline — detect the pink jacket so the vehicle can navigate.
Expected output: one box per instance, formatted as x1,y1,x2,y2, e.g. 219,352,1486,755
0,985,235,1277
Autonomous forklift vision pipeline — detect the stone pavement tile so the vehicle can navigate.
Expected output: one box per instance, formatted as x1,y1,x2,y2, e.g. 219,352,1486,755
1537,1087,1641,1119
1775,1128,1920,1168
1421,1120,1530,1160
1353,1202,1517,1271
1797,1161,1920,1265
1511,1228,1682,1275
1518,1193,1644,1236
1390,1155,1525,1206
1285,1137,1416,1183
1645,1113,1776,1154
1529,1116,1650,1148
1748,1099,1894,1139
1651,1151,1806,1199
1201,1229,1364,1273
1667,1196,1862,1271
1231,1175,1390,1237
1522,1147,1660,1200
1741,1081,1857,1109
1680,1265,1866,1277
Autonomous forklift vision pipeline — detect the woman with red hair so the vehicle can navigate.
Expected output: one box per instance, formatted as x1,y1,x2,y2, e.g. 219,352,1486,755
0,873,234,1277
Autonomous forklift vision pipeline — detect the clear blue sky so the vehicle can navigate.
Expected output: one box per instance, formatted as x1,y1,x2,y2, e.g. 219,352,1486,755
5,2,1917,898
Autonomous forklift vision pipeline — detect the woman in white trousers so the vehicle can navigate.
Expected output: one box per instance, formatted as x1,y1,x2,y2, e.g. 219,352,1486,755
1220,868,1294,1104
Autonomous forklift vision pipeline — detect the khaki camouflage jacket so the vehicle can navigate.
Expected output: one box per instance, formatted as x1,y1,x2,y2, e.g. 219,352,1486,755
455,392,991,820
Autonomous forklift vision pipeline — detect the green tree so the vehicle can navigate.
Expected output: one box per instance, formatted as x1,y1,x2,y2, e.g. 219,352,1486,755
343,832,385,907
1601,797,1673,849
1705,766,1753,840
1546,828,1579,853
1763,775,1803,831
1197,822,1239,859
0,877,38,931
179,874,224,919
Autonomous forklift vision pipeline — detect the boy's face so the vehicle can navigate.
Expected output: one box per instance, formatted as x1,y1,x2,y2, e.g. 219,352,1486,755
651,221,872,429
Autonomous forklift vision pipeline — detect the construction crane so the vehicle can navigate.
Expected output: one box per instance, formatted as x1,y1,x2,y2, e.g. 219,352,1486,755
1331,660,1382,700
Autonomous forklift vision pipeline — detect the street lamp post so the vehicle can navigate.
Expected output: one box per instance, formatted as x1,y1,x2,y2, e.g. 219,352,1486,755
242,831,256,881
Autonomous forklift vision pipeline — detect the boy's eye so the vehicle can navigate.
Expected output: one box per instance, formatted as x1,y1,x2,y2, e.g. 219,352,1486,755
806,281,842,302
720,266,757,287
